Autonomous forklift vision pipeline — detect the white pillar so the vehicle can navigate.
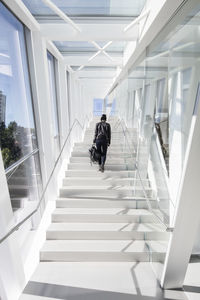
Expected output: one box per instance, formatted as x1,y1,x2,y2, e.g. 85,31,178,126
161,65,200,288
0,154,25,300
57,61,70,148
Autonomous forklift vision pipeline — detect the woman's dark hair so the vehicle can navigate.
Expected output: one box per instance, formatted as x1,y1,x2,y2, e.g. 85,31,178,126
101,114,107,121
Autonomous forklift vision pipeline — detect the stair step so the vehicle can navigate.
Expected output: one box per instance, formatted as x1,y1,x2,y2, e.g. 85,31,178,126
71,151,134,157
8,177,28,185
59,186,153,198
8,185,30,197
70,157,135,164
63,177,150,187
40,240,167,262
84,135,129,138
65,170,137,178
67,163,136,171
46,223,168,240
74,146,136,151
11,198,26,208
74,145,135,150
52,208,161,223
56,197,159,209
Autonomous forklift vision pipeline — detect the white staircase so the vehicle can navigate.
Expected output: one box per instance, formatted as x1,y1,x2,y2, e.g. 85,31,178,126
40,118,169,263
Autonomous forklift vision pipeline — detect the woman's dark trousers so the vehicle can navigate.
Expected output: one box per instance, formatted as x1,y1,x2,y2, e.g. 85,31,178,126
96,139,108,166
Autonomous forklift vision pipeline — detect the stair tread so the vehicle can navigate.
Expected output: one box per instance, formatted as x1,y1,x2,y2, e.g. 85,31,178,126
60,186,152,190
67,165,136,171
47,222,166,232
65,170,136,174
72,151,133,155
57,197,155,201
63,177,149,181
53,208,156,215
68,163,135,166
8,185,31,189
41,240,168,252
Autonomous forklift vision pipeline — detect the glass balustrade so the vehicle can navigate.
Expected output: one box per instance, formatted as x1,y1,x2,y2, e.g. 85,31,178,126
109,2,200,280
6,152,43,217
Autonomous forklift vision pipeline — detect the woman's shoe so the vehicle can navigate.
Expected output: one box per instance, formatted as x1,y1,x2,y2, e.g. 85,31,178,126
101,165,104,172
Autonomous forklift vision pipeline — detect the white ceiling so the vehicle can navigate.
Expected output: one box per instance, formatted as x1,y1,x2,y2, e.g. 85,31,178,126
21,0,148,98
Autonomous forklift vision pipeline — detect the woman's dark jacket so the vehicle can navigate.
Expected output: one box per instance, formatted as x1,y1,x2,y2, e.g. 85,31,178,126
93,121,111,145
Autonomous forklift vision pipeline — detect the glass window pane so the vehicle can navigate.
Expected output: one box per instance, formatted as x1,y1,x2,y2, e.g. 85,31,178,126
22,0,147,17
0,2,38,169
93,98,103,116
0,2,43,214
53,41,127,54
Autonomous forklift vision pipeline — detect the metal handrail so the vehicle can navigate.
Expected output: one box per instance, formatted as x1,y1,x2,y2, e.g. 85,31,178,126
0,116,90,245
118,124,136,158
113,118,137,154
115,119,170,230
135,163,170,227
5,148,39,175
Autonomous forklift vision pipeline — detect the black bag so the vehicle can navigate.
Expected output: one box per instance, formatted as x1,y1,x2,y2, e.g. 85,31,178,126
89,145,100,164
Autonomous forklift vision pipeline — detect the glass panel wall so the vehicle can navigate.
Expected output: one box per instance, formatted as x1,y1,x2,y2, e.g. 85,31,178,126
154,78,169,171
6,152,42,214
0,2,42,213
111,1,200,281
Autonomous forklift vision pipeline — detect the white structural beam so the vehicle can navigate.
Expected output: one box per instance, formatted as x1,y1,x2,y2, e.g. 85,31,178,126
46,40,64,61
1,0,40,31
83,81,113,99
77,65,85,71
41,0,81,32
63,55,122,66
81,79,113,91
40,23,138,41
102,51,114,62
78,70,116,78
106,0,188,97
161,64,200,289
80,78,112,84
91,41,114,62
67,65,75,73
88,50,101,62
124,9,150,32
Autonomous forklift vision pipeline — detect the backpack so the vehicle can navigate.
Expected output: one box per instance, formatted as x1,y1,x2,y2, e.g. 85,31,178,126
89,145,100,164
97,122,108,140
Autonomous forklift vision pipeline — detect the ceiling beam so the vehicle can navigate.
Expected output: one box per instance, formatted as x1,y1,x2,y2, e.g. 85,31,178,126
77,70,116,78
1,0,40,31
90,41,114,62
124,9,150,32
63,55,122,66
40,23,138,41
106,0,188,97
41,0,81,32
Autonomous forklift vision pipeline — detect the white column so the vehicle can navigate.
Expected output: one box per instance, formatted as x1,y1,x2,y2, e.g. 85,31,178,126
161,64,200,288
57,61,70,148
31,31,58,201
0,155,25,300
